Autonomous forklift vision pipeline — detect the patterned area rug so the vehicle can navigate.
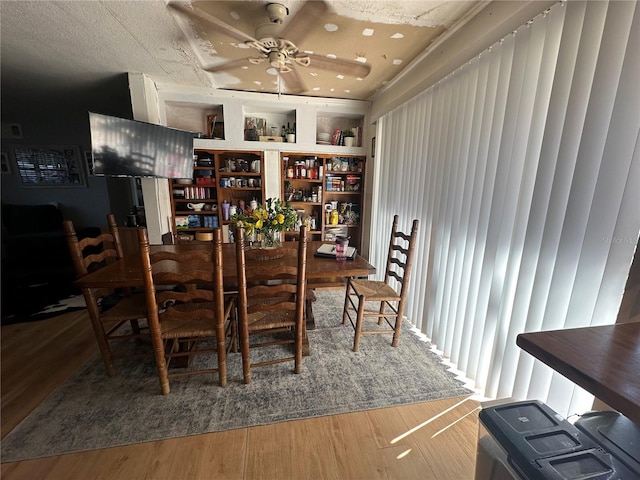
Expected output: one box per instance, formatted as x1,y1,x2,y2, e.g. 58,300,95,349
1,289,471,463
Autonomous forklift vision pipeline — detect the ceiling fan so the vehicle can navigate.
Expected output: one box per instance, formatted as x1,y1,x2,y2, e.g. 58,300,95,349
168,1,371,95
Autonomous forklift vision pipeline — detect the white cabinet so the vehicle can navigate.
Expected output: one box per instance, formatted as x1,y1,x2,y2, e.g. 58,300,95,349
157,88,370,155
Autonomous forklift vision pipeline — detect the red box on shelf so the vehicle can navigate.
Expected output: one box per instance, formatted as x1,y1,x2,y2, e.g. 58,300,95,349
196,177,215,186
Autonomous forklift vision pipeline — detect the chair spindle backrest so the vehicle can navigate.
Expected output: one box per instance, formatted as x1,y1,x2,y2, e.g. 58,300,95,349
64,213,123,278
138,227,228,393
235,226,308,325
138,227,225,314
384,215,419,296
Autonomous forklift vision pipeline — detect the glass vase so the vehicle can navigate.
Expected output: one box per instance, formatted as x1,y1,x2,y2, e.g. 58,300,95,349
260,230,282,249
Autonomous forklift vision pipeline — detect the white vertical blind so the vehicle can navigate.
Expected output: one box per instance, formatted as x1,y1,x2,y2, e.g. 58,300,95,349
370,0,640,418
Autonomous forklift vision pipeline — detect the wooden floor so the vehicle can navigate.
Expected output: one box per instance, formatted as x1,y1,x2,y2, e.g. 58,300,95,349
1,309,481,480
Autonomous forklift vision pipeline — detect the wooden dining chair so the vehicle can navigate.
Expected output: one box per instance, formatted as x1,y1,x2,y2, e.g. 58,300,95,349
234,225,308,384
138,227,235,394
342,215,419,351
280,230,318,330
64,213,149,377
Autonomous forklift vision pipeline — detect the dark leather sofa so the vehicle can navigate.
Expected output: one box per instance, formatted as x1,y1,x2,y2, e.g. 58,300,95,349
2,203,71,283
1,203,103,322
1,203,99,284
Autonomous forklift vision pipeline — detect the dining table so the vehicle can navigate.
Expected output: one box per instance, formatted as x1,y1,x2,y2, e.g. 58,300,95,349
75,240,376,353
75,240,375,292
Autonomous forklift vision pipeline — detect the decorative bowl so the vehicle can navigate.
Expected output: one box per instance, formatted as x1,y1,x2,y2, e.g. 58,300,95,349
195,232,213,242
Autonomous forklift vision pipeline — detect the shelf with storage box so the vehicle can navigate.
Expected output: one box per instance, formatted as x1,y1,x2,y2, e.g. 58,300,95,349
170,149,265,243
214,150,265,228
322,156,365,251
281,153,365,251
281,153,325,241
170,155,220,242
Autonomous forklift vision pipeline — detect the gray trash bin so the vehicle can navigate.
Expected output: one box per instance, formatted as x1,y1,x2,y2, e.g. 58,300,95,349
477,400,639,479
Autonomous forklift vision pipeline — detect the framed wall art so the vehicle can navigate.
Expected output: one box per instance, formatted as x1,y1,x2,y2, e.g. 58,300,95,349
13,145,87,187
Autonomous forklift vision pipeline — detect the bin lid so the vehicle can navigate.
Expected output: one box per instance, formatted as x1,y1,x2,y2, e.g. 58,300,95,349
535,448,640,480
535,448,615,480
575,411,640,475
479,400,601,476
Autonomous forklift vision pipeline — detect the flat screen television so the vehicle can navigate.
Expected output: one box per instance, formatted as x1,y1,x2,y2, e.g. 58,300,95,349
88,112,195,178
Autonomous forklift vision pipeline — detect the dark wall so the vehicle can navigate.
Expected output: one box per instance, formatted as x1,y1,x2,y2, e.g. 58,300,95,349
1,74,134,229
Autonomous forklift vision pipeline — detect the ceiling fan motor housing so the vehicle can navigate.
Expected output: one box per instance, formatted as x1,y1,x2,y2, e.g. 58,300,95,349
266,3,288,24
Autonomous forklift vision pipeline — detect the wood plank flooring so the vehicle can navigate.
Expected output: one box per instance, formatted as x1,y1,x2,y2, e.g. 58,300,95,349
1,309,480,479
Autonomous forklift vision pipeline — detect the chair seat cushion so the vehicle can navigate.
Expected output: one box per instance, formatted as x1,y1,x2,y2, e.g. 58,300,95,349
350,279,400,300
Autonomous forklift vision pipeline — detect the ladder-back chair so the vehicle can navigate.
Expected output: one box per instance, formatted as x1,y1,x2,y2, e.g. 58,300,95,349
138,227,235,394
342,215,419,351
234,225,308,384
64,213,148,377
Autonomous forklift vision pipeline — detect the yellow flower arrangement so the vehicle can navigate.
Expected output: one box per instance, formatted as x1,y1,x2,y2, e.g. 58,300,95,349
231,197,297,248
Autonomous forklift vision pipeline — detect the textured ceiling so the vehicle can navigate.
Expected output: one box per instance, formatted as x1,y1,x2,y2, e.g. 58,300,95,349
172,0,484,99
0,1,486,106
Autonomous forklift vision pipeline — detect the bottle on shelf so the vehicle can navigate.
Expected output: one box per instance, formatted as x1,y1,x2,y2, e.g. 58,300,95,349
126,205,138,227
221,200,230,221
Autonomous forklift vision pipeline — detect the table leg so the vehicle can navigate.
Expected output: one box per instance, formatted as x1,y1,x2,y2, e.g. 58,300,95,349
302,299,312,356
305,297,315,330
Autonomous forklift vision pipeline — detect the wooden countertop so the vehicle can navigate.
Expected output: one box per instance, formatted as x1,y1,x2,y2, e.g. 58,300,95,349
516,322,640,425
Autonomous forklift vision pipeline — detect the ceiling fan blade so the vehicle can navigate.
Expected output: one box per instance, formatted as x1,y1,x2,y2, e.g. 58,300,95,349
281,68,306,95
279,1,328,46
168,2,258,45
204,58,252,73
307,54,371,78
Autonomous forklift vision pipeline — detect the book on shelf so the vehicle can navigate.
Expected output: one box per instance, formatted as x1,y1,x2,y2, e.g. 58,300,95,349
330,128,362,147
330,128,360,147
325,174,344,192
332,129,342,146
